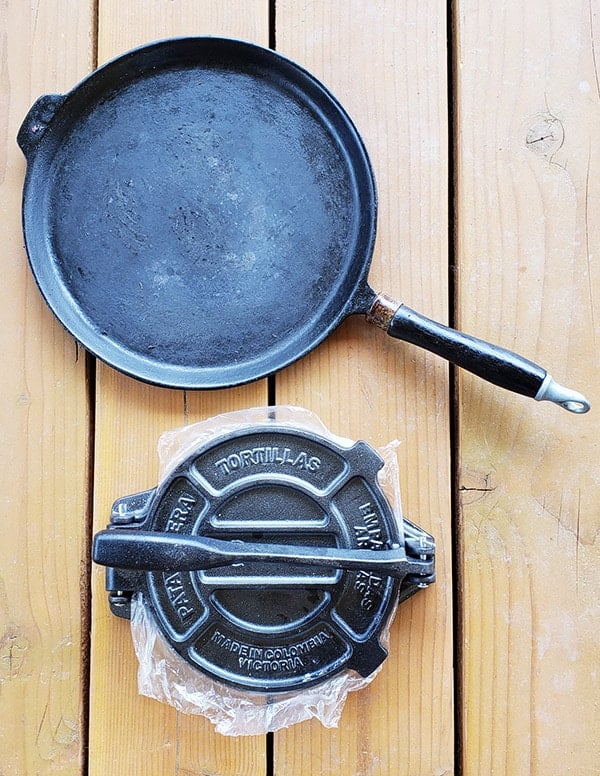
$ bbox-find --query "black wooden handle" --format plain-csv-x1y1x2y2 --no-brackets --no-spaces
389,304,543,395
384,304,590,412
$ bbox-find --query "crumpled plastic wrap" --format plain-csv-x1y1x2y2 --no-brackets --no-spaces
129,406,405,736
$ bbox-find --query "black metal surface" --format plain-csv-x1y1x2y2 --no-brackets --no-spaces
93,529,434,578
19,37,588,409
19,37,376,389
94,424,435,693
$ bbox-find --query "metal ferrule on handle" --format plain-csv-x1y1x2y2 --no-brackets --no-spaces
534,373,590,414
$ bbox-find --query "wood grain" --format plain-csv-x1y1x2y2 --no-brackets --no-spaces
87,3,268,774
273,2,455,774
0,1,94,773
455,0,600,773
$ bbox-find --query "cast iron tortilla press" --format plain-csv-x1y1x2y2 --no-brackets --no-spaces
93,425,435,693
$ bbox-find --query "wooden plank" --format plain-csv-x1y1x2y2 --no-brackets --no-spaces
274,2,454,774
87,3,268,774
455,0,600,773
0,1,94,773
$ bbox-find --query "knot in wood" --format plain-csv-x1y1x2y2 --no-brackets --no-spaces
526,115,564,156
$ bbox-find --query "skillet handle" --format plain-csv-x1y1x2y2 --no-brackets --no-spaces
367,295,590,414
17,94,66,158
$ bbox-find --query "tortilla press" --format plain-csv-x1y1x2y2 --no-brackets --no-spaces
93,425,435,693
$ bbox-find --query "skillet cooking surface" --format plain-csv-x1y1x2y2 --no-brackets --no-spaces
21,38,376,387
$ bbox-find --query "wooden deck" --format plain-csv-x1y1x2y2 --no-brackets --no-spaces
1,1,598,773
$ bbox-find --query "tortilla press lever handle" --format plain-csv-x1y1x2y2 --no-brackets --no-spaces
368,295,590,414
93,529,435,582
17,94,66,158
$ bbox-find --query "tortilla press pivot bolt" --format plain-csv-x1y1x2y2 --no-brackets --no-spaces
93,425,435,694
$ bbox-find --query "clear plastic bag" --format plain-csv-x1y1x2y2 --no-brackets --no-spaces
130,406,405,736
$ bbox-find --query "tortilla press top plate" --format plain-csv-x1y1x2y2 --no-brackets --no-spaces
93,425,435,693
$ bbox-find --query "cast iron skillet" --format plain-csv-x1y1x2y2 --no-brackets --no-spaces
18,37,589,412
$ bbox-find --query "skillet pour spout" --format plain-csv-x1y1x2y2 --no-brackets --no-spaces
17,37,590,412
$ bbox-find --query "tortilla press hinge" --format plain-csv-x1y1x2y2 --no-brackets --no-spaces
93,425,436,693
102,489,154,618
